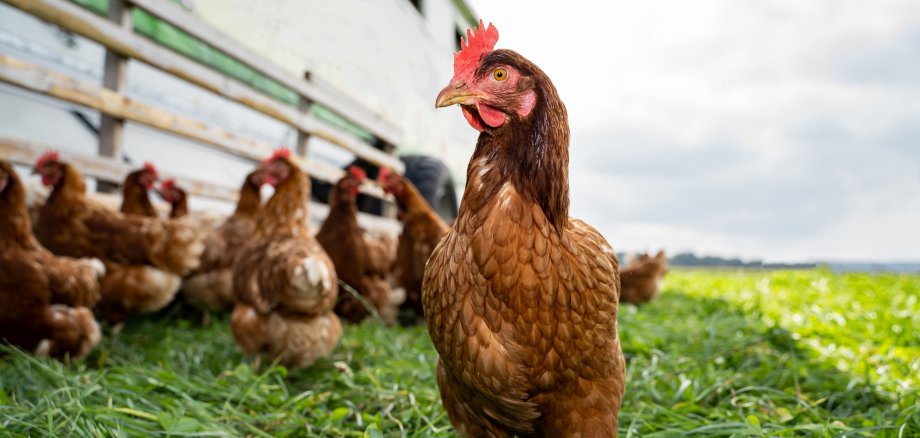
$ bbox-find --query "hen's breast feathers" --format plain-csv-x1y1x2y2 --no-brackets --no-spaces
423,179,622,426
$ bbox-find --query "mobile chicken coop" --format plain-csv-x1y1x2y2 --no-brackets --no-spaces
0,0,478,229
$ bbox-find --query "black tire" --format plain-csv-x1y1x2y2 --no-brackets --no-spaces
400,155,457,222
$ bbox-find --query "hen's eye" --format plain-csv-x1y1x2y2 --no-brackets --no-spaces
492,67,508,81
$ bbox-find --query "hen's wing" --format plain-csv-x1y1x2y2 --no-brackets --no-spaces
81,206,204,275
233,234,337,316
256,236,337,316
39,251,103,308
528,218,624,435
422,230,541,435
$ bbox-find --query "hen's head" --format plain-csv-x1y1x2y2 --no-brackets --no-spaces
0,161,11,195
262,148,294,187
377,167,404,197
136,162,159,190
33,150,64,187
435,20,539,132
156,178,185,205
336,165,366,197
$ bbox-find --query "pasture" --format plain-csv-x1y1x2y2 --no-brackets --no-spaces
1,269,917,436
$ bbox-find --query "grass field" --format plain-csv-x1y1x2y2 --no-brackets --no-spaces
1,269,918,437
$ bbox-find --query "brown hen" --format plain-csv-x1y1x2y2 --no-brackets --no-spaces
156,178,189,219
378,167,450,322
619,250,669,304
316,166,395,324
231,149,340,369
0,160,102,359
120,163,159,218
424,21,626,436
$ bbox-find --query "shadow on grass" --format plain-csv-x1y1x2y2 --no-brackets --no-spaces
618,290,919,437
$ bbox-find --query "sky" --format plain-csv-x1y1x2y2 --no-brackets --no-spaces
468,0,920,263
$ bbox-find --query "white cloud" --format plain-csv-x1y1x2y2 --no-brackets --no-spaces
468,0,920,262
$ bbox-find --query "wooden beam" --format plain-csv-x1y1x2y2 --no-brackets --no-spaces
0,0,404,174
1,137,400,235
96,0,131,192
0,54,390,200
295,95,311,157
126,0,403,148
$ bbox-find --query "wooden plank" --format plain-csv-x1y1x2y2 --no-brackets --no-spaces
1,137,400,235
1,137,236,200
0,54,390,200
126,0,403,148
0,0,404,173
2,137,127,183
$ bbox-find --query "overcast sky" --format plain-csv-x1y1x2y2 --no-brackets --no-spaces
467,0,920,263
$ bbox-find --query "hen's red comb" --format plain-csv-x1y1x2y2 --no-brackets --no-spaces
34,150,60,169
454,20,499,80
347,165,367,181
377,167,392,182
264,147,291,164
143,162,159,178
160,178,176,192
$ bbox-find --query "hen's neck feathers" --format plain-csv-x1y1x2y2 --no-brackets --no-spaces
235,179,262,217
170,195,188,218
394,178,432,214
257,162,311,235
319,186,359,234
465,53,570,233
0,169,39,248
121,171,156,217
394,178,448,230
48,163,87,202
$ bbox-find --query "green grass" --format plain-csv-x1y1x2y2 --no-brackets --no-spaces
1,269,917,436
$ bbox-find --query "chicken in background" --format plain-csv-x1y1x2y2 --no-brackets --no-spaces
32,152,203,327
120,163,159,218
181,169,265,315
378,167,449,323
424,21,626,436
156,178,188,219
231,149,341,370
619,250,669,304
0,160,102,360
316,166,396,324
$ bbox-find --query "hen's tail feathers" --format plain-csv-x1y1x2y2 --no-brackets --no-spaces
230,305,341,371
34,305,101,360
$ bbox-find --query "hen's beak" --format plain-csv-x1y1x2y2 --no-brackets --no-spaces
436,82,480,108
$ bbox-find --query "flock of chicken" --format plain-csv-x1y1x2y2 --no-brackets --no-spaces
0,147,451,370
0,19,678,436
